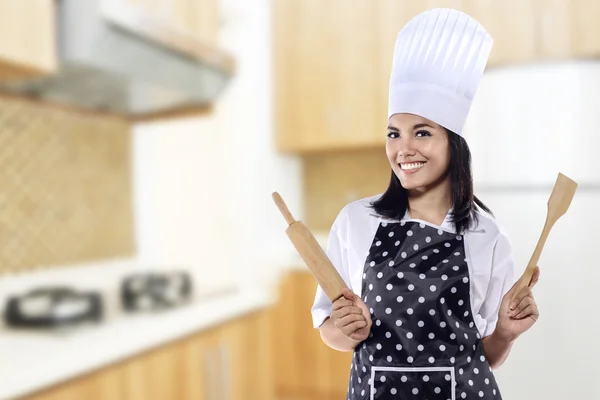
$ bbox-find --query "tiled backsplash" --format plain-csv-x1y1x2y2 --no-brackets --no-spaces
0,96,134,275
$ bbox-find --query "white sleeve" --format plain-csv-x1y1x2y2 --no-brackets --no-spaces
310,207,352,329
479,230,516,338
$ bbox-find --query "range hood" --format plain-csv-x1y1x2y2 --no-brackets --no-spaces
0,0,235,118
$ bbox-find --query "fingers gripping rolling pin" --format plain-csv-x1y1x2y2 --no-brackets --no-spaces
272,192,348,302
511,172,578,302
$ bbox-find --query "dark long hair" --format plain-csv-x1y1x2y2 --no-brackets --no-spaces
369,129,492,234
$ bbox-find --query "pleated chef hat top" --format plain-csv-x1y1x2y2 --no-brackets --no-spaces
388,8,493,136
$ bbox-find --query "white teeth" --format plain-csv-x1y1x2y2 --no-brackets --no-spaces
400,162,426,170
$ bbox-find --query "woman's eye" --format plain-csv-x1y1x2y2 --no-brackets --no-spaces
387,131,399,138
416,130,431,137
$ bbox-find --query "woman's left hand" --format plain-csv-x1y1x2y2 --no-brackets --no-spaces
495,266,540,342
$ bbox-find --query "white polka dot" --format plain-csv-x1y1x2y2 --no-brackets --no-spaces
451,357,455,363
377,272,383,278
407,332,413,339
442,274,448,281
459,368,464,375
461,393,467,399
369,355,374,362
435,387,441,394
458,300,464,306
494,389,497,395
451,287,457,293
370,261,375,267
485,378,490,385
376,319,381,326
426,237,432,243
430,285,437,292
457,235,462,240
443,259,449,264
460,345,464,351
362,366,366,373
365,296,368,302
440,321,446,328
361,390,365,396
386,283,393,290
408,284,415,291
422,255,428,260
470,322,475,328
418,320,425,327
479,391,484,398
464,333,469,339
369,284,374,290
400,221,405,226
380,376,386,382
397,272,404,279
447,310,452,316
376,241,381,246
467,356,472,363
450,333,457,340
376,343,382,350
382,251,388,257
397,296,403,302
391,388,397,395
370,308,374,314
453,266,459,271
463,277,469,283
423,375,430,382
352,388,355,394
440,344,446,351
456,322,460,328
431,266,438,271
388,260,395,266
412,388,419,395
419,296,425,303
407,230,413,236
454,252,460,256
433,249,440,253
429,333,435,339
474,368,479,374
438,229,444,235
480,355,486,362
419,222,425,228
469,380,474,386
445,242,451,248
401,252,407,258
418,344,424,351
445,374,451,381
395,240,400,246
395,320,402,327
429,356,435,363
407,308,413,315
385,308,392,314
363,273,366,279
407,356,414,363
464,311,470,317
440,298,446,304
401,376,408,383
385,332,392,339
376,295,382,302
388,231,394,237
409,263,416,268
413,244,419,251
429,309,436,316
477,332,481,339
396,344,402,351
419,273,426,280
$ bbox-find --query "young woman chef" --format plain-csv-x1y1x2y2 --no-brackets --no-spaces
311,8,540,400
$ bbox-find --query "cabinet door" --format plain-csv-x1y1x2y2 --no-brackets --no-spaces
0,0,56,81
535,0,572,60
463,0,538,66
273,0,381,153
570,0,600,57
180,328,220,400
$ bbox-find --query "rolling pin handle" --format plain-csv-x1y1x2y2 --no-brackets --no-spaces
272,191,296,226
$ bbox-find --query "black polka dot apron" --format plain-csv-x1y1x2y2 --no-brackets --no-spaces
347,221,502,400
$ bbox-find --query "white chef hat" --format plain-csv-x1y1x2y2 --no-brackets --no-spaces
388,8,493,136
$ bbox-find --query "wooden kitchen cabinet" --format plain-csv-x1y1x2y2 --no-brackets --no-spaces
0,1,57,81
271,270,353,400
20,310,274,400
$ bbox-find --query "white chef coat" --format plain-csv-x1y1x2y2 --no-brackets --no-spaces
311,194,516,339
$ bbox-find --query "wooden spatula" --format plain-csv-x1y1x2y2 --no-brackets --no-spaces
272,191,348,302
511,172,578,302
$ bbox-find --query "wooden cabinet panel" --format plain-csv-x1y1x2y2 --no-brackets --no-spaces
569,0,600,57
0,1,56,81
272,270,352,399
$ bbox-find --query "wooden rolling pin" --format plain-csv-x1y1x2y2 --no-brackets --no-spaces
511,172,578,302
272,192,348,302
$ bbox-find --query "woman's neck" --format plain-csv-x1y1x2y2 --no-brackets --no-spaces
407,179,452,226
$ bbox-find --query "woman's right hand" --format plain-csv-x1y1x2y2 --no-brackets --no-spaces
331,288,372,342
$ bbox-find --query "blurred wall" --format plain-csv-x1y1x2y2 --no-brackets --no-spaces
132,0,303,295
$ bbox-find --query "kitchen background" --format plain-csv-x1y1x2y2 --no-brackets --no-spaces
0,1,598,399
